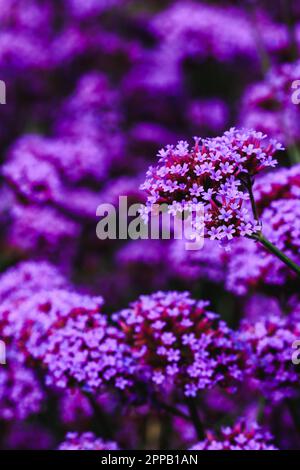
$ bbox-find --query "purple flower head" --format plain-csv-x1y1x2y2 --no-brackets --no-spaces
0,262,70,343
0,260,69,303
3,289,133,393
141,128,282,241
42,303,133,392
0,351,45,422
59,389,93,425
114,291,246,397
168,238,228,283
190,420,277,450
240,314,300,402
240,60,300,146
151,2,288,64
66,0,125,20
187,99,229,134
58,432,119,450
3,423,53,450
0,0,55,73
226,198,300,295
3,289,102,354
3,139,62,205
6,135,110,185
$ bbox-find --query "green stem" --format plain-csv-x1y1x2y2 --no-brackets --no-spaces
246,175,260,223
253,233,300,277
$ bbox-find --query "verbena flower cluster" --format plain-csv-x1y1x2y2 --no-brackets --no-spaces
141,128,282,241
114,291,245,397
241,61,300,146
3,289,133,391
190,421,277,450
240,314,300,402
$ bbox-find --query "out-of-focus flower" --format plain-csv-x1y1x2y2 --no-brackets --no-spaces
66,0,125,19
99,175,146,207
226,199,300,295
114,291,245,397
0,262,71,340
3,143,63,204
190,420,277,450
58,432,119,450
187,99,229,134
242,295,282,322
3,423,54,450
8,204,80,264
254,164,300,211
0,0,55,73
41,299,133,391
2,71,127,265
55,72,124,162
168,239,228,284
0,352,45,421
3,289,133,392
151,2,288,64
129,122,178,159
5,135,111,186
0,260,69,303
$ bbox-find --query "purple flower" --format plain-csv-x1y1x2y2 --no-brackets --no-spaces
58,389,93,425
187,99,229,134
